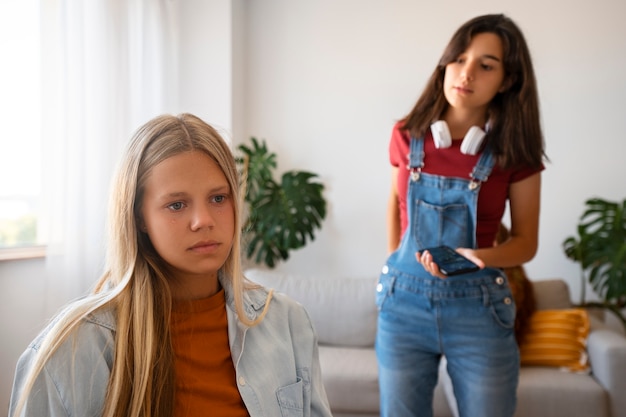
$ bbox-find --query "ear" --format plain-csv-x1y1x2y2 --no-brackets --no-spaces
499,76,515,93
137,217,148,233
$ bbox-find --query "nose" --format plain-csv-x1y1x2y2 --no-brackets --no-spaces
460,62,476,81
190,204,215,231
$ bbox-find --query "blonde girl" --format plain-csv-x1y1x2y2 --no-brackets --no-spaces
10,113,332,417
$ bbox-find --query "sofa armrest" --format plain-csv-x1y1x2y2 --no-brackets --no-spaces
587,317,626,417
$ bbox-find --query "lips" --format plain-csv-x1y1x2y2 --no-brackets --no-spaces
188,240,220,253
454,85,473,94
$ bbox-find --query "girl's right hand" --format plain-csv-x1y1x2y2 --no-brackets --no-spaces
416,248,485,279
415,250,447,279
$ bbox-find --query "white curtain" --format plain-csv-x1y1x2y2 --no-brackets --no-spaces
40,0,180,315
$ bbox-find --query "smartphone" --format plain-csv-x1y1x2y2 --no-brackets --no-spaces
419,245,480,276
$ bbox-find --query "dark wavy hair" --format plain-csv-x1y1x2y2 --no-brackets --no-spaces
402,14,546,169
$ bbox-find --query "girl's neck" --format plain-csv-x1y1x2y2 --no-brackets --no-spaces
169,272,221,301
443,108,487,138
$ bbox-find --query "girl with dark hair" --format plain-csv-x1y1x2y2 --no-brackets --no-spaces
376,14,546,417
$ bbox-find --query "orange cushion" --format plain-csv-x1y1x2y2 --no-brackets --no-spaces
519,308,590,372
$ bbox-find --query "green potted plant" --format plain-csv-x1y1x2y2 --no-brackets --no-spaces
562,197,626,330
236,137,327,268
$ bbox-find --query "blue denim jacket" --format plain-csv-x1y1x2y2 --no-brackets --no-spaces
9,277,332,417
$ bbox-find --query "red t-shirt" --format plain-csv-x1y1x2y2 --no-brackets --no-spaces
389,121,542,248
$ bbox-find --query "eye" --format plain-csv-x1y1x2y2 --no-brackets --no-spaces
167,201,185,211
481,63,493,70
212,194,228,204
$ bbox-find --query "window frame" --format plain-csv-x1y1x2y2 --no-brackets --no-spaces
0,245,46,261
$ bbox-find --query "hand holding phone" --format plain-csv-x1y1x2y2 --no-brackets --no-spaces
419,245,480,276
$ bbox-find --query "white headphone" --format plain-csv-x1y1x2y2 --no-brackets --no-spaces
430,120,486,155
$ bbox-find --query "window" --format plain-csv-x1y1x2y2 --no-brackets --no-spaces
0,0,43,253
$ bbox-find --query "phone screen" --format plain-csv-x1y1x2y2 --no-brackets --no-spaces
420,246,480,276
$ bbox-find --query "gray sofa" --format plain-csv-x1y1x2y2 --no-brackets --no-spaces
245,269,626,417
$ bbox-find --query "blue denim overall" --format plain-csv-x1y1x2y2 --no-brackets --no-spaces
375,137,519,417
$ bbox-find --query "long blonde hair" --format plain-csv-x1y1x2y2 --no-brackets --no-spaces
14,113,270,417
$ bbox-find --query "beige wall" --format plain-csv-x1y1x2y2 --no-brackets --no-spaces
0,257,46,411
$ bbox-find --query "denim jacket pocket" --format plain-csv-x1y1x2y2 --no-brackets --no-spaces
276,367,311,417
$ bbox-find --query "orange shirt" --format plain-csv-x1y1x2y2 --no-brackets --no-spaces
171,289,249,417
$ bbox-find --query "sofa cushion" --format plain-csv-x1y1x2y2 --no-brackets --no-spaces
520,309,590,372
245,269,378,347
515,367,609,417
318,346,379,414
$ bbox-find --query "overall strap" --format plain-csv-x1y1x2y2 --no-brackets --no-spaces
407,137,424,181
469,146,496,183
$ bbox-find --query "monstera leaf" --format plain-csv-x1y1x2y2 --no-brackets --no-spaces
237,138,327,268
563,197,626,330
237,137,275,201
